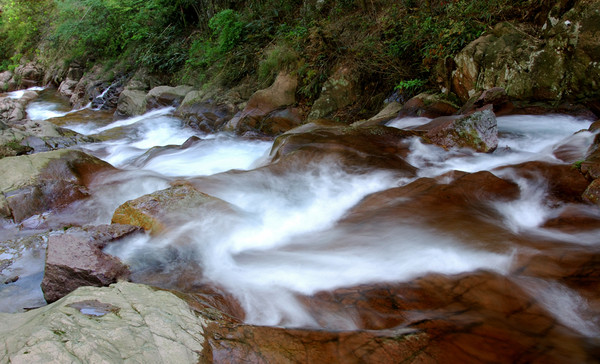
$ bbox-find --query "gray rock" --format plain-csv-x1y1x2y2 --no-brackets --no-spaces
114,89,147,118
415,106,498,153
307,66,356,121
452,2,600,104
0,282,208,363
145,85,193,110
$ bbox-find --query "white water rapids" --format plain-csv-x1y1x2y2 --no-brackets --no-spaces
1,89,599,336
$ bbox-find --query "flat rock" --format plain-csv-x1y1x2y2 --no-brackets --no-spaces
0,282,208,364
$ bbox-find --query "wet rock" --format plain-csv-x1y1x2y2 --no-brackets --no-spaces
415,105,498,152
0,91,38,124
176,91,236,133
205,323,428,364
344,170,520,245
499,161,590,204
307,66,357,121
0,118,96,158
90,79,125,110
270,123,418,173
0,149,115,222
299,270,595,362
41,224,140,303
115,89,147,118
68,64,122,109
583,178,600,205
111,183,237,234
225,72,299,135
542,205,600,233
0,282,208,363
145,85,193,110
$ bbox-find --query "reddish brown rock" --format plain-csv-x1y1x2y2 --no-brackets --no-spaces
415,105,498,152
542,205,600,233
204,323,431,364
297,270,596,363
399,93,459,118
269,124,418,173
41,224,141,303
498,161,590,204
344,170,519,245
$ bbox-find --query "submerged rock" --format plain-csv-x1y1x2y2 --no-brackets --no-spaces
415,106,498,152
41,224,141,303
0,150,114,222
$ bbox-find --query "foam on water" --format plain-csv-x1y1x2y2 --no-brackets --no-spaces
401,114,593,178
5,86,45,99
137,135,271,177
107,161,514,327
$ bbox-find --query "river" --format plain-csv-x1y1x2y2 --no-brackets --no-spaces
1,87,599,354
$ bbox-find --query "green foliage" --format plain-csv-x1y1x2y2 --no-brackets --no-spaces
186,10,245,75
394,78,427,95
0,0,53,65
49,0,193,71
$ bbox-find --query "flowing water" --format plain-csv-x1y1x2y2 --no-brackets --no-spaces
2,89,600,350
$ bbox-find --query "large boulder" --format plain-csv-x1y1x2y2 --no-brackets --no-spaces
145,85,193,110
452,2,600,104
12,62,44,88
0,282,209,363
414,105,498,152
114,89,147,118
41,224,141,303
225,72,299,135
307,66,357,121
415,106,498,152
0,91,38,124
0,118,96,158
0,150,115,222
111,183,236,234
